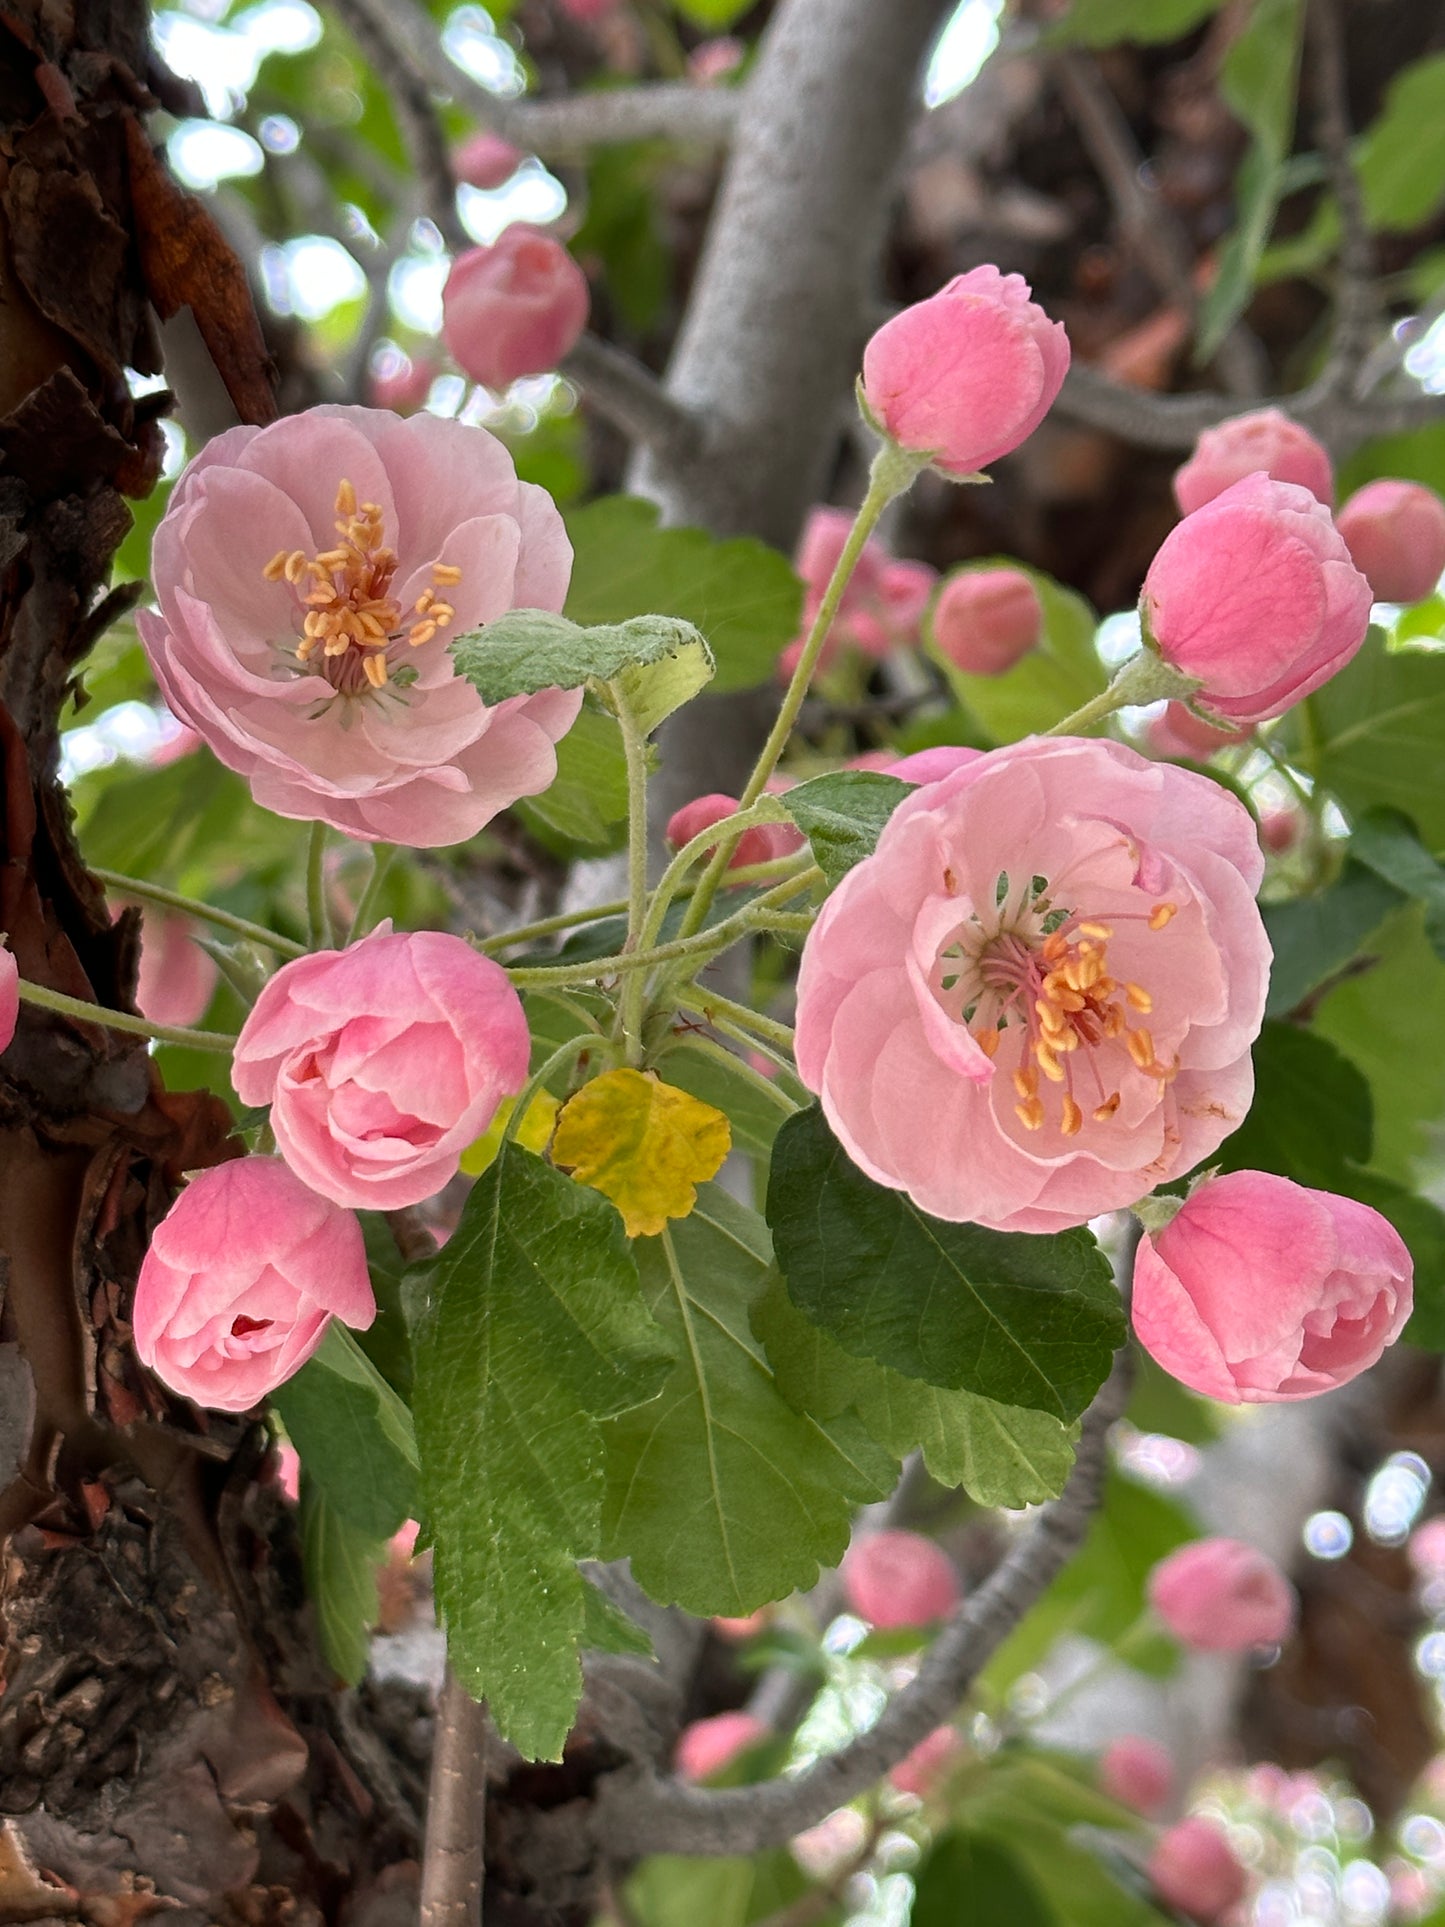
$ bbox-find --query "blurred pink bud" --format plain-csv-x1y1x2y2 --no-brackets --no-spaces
233,927,530,1212
842,1529,960,1630
1133,1170,1412,1403
452,130,523,190
931,568,1042,676
675,1711,770,1781
558,0,617,18
861,266,1069,477
442,229,590,389
1173,408,1333,517
779,508,936,676
877,559,938,638
1408,1517,1445,1576
1147,1817,1248,1923
1148,1538,1297,1652
1142,474,1372,724
1259,806,1301,854
792,1807,868,1879
889,1725,963,1798
1337,478,1445,605
0,944,16,1053
133,1157,374,1412
369,353,437,414
275,1441,301,1502
390,1519,420,1561
1145,701,1247,762
664,793,804,871
136,913,219,1028
713,1609,769,1640
1099,1735,1174,1816
688,36,744,83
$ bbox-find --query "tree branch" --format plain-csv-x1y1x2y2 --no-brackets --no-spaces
419,1667,490,1927
1306,0,1375,401
595,1348,1133,1858
562,334,705,462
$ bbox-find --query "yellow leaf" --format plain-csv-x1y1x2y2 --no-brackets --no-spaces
460,1088,561,1177
551,1068,732,1238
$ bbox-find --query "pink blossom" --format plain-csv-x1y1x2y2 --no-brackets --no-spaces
151,720,202,767
687,36,744,83
1337,478,1445,604
841,1529,960,1629
442,229,590,390
275,1441,301,1502
135,913,219,1028
133,1157,373,1412
1258,806,1301,855
1133,1171,1412,1403
889,1726,964,1797
1173,408,1333,516
664,793,805,872
0,944,17,1053
795,737,1269,1232
452,131,523,190
1409,1517,1445,1576
883,745,983,786
674,1711,770,1781
1099,1735,1174,1816
779,509,936,676
1147,1817,1249,1922
1148,1538,1297,1652
232,926,530,1211
713,1609,769,1640
931,567,1043,676
138,406,579,848
1142,474,1372,725
1145,702,1247,762
861,266,1070,477
368,352,437,414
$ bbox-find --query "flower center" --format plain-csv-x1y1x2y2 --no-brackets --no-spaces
937,871,1178,1140
263,479,462,696
230,1314,273,1338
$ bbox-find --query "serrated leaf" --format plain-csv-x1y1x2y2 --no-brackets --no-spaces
552,1068,732,1237
1262,860,1404,1016
924,560,1106,746
601,1185,893,1615
752,1277,1076,1508
1350,807,1445,959
766,1106,1125,1422
451,608,714,737
273,1324,419,1542
299,1480,386,1687
781,770,914,888
1215,1020,1373,1185
411,1145,673,1759
1302,633,1445,853
564,496,803,695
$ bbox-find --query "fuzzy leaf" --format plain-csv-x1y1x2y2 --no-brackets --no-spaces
451,608,714,737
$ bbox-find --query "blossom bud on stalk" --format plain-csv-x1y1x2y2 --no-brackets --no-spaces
442,228,590,390
930,567,1043,676
1147,1538,1297,1653
841,1528,961,1629
1099,1735,1174,1816
1336,478,1445,604
1147,1817,1249,1923
665,794,804,873
1172,407,1333,516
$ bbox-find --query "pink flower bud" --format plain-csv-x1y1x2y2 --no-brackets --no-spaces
1336,478,1445,605
877,559,938,640
674,1711,770,1781
558,0,617,18
861,266,1069,476
1133,1170,1412,1403
665,793,804,872
1173,408,1333,516
841,1529,961,1630
442,229,590,389
0,944,17,1053
1145,702,1248,762
133,1157,374,1413
1147,1817,1248,1922
452,131,523,190
1409,1517,1445,1576
275,1441,301,1502
1099,1735,1174,1816
688,36,744,83
931,568,1043,676
233,926,531,1211
889,1725,963,1797
1259,805,1301,854
136,913,219,1028
1148,1538,1297,1653
369,352,437,414
713,1609,769,1640
1142,474,1372,724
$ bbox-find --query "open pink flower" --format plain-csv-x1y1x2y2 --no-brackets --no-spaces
1148,1818,1249,1922
1133,1171,1411,1403
675,1712,770,1781
0,944,17,1053
139,406,579,848
1148,1538,1296,1652
842,1529,960,1629
133,1157,373,1413
1173,408,1333,516
795,737,1269,1232
1337,478,1445,604
233,926,530,1210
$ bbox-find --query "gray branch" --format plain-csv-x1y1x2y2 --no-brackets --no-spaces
561,335,704,463
1307,0,1376,401
419,1668,490,1927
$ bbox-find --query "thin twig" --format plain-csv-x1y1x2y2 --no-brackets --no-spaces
1305,0,1375,400
419,1667,490,1927
561,335,704,462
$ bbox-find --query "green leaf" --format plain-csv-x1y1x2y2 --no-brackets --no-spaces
766,1107,1125,1422
580,1577,656,1658
299,1480,386,1687
273,1324,420,1542
913,1832,1057,1927
1357,52,1445,233
72,747,294,891
564,497,803,696
1196,0,1306,357
1350,807,1445,959
671,0,753,27
752,1277,1076,1507
781,770,914,888
515,700,630,851
1046,0,1223,47
1215,1020,1373,1185
600,1184,893,1616
451,608,714,738
625,1851,823,1927
1303,632,1445,854
1261,860,1404,1017
925,561,1106,745
660,1036,795,1160
411,1145,673,1760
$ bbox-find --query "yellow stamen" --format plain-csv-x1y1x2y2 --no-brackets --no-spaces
974,1026,1000,1059
1060,1095,1083,1137
1148,901,1177,931
1077,921,1113,940
1093,1092,1121,1122
433,562,463,586
263,549,289,581
1015,1097,1046,1132
363,653,389,689
1126,1028,1156,1070
1035,1044,1066,1083
408,619,438,649
1125,982,1153,1013
1012,1065,1038,1100
335,479,357,517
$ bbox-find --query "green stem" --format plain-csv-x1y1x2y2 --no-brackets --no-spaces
346,843,398,944
499,1033,600,1152
617,703,655,1065
639,801,801,957
668,1031,800,1116
92,869,307,960
675,982,796,1054
307,821,332,950
17,978,237,1053
1046,647,1203,738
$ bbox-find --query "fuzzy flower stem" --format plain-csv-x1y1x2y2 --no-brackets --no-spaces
92,869,308,960
17,978,237,1053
